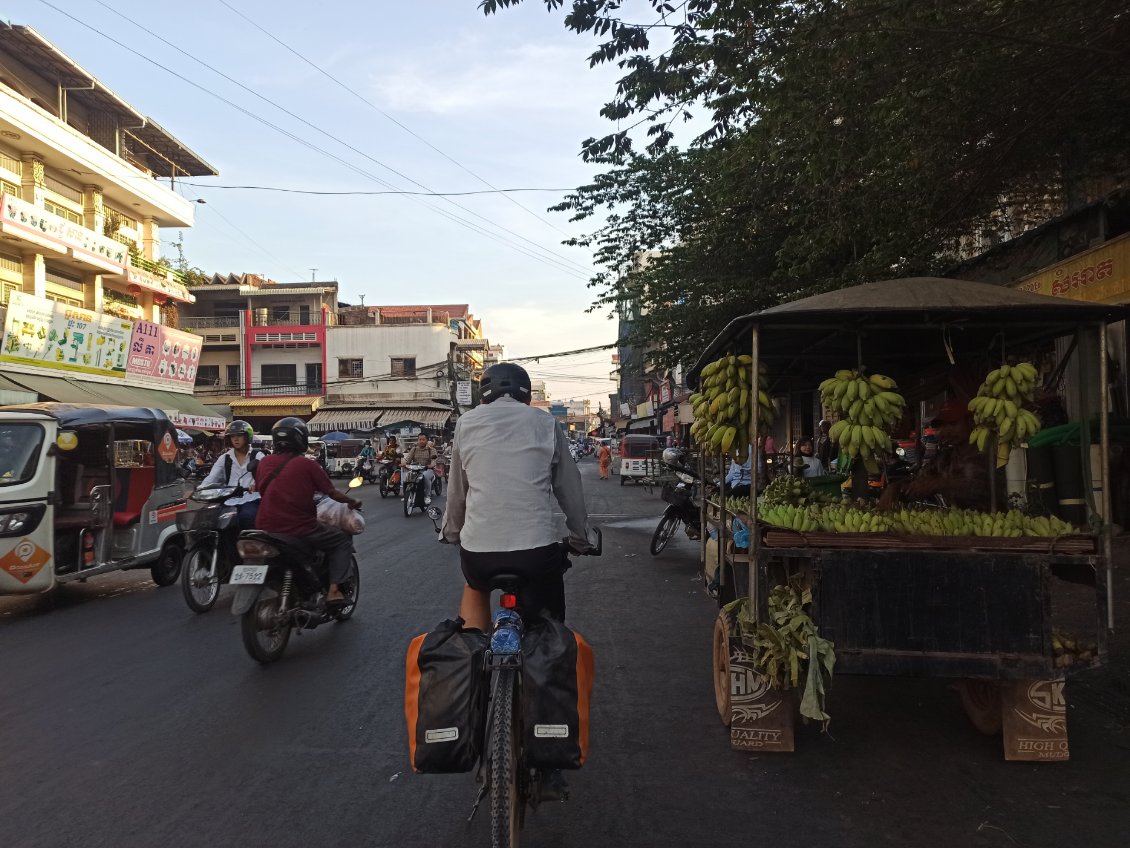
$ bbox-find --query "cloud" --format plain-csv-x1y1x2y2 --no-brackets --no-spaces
369,39,615,117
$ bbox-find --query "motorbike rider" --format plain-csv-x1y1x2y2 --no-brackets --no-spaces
198,420,265,530
401,433,439,505
254,417,362,607
357,440,377,480
441,362,595,631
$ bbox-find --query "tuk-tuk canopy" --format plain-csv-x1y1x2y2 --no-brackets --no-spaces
0,403,175,432
689,277,1130,393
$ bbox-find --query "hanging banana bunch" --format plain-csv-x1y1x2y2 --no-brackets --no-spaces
689,353,773,461
967,362,1041,468
818,369,906,464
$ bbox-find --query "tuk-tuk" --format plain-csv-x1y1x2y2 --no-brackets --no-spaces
328,439,367,477
619,434,661,485
0,403,188,596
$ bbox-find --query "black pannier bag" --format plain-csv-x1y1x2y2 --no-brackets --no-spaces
405,618,488,773
521,616,595,769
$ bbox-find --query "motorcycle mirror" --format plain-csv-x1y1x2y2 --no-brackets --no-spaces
348,476,365,489
425,505,443,521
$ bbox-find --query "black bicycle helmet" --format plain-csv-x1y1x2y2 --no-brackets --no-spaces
479,363,532,405
225,419,254,443
271,416,309,453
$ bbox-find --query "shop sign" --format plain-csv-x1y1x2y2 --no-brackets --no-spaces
662,408,676,432
1012,233,1130,303
126,264,195,304
456,380,472,405
676,401,695,424
659,382,672,405
126,320,201,388
169,412,226,430
0,291,130,377
635,400,654,417
1,193,127,274
619,402,631,418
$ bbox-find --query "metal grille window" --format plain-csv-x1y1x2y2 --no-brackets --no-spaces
0,252,21,273
195,365,221,386
1,281,20,305
338,358,363,378
261,364,297,386
44,199,83,225
0,179,19,199
46,292,82,308
390,356,416,378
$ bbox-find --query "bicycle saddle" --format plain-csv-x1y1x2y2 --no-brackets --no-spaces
487,572,525,591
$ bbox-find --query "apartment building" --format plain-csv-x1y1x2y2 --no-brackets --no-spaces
179,274,338,431
310,304,492,437
0,24,223,428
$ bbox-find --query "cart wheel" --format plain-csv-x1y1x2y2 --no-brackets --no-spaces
957,679,1003,735
712,608,736,727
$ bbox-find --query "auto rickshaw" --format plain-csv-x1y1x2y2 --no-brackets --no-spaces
0,403,188,596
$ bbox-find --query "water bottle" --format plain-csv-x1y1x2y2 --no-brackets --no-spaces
491,608,524,654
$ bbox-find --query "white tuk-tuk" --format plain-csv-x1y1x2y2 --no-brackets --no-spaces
0,403,188,596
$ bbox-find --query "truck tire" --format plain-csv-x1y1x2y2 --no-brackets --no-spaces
151,539,184,587
713,608,735,727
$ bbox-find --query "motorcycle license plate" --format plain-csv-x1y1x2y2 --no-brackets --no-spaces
229,565,268,585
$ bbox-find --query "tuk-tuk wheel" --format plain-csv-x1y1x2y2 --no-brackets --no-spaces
151,539,184,587
713,608,736,727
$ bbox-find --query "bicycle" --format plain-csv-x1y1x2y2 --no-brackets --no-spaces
468,530,602,848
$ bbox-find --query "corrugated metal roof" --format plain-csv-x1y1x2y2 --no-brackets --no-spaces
230,396,323,411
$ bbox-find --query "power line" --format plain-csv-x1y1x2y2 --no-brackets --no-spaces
38,0,592,282
178,183,574,197
189,196,307,280
216,0,576,239
82,0,594,280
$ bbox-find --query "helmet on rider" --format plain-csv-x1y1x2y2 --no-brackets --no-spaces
225,419,254,444
479,362,532,405
661,447,683,467
271,417,309,454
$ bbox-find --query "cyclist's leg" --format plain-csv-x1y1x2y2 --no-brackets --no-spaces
458,547,492,630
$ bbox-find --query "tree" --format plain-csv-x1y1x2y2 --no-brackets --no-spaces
483,0,1130,367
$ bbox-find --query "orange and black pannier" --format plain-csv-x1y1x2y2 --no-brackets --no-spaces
520,616,594,769
405,618,488,773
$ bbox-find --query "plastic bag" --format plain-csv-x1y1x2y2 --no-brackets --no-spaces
316,498,365,535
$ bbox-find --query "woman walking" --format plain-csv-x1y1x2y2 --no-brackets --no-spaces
598,442,613,480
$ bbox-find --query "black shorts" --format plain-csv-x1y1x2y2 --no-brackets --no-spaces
460,544,568,622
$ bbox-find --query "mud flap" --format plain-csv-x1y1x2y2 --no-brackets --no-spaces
231,586,263,616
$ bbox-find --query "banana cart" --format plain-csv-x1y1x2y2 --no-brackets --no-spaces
689,278,1124,760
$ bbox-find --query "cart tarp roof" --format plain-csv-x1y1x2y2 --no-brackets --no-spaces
0,403,173,429
690,277,1130,390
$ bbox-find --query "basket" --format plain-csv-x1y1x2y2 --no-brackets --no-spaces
176,507,224,532
661,481,692,508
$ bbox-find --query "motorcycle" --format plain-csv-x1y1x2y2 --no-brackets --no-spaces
376,459,399,499
229,478,364,664
650,451,703,556
432,460,445,496
401,464,430,517
177,485,243,613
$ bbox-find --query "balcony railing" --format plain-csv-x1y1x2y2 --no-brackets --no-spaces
181,316,242,329
192,381,326,398
251,313,327,327
130,254,187,286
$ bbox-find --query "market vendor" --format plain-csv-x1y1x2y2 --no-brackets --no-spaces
878,399,990,510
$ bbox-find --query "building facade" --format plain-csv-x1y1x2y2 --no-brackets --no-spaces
309,304,492,437
0,24,222,427
179,275,338,430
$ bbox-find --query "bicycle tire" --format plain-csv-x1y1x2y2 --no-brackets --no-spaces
649,514,680,556
490,668,520,848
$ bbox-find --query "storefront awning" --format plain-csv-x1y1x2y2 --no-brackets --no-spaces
307,409,381,434
6,372,123,404
140,389,228,430
0,374,39,406
376,409,452,429
230,396,323,419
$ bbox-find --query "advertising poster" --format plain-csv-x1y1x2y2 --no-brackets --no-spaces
0,291,131,377
126,320,201,388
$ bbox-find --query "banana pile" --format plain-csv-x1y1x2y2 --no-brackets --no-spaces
968,362,1041,466
690,354,773,459
751,500,1079,538
818,370,906,460
1052,628,1098,669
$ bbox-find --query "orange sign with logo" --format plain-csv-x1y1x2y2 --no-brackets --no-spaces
157,431,178,464
0,538,51,584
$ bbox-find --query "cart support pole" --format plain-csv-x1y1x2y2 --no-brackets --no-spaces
1099,322,1114,629
749,326,761,609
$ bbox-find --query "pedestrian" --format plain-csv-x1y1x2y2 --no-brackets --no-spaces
598,442,612,479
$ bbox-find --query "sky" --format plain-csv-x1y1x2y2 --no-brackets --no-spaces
5,0,644,407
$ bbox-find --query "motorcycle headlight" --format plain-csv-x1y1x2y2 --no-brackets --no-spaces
236,540,280,560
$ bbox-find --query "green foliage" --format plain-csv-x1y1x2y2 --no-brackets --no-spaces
482,1,1130,369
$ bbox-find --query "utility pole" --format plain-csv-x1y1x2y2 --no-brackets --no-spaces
309,268,318,282
448,341,460,419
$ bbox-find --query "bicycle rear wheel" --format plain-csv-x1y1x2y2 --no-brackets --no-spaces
490,668,521,848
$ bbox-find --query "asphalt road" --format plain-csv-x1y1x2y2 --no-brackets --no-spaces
1,460,1128,848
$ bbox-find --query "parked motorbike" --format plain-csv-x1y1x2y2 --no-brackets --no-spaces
651,449,703,556
230,476,364,663
178,485,242,613
401,464,429,517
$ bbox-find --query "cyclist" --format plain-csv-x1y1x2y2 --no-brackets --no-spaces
198,420,265,529
441,362,595,632
254,417,362,607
